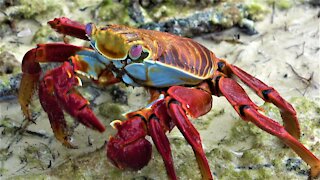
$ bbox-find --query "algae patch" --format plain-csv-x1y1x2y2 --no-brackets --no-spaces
97,1,134,26
4,0,63,20
98,102,123,121
267,0,294,10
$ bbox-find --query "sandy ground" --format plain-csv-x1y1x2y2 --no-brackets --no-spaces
0,2,319,180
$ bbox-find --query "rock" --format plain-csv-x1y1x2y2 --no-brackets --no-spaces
0,51,19,76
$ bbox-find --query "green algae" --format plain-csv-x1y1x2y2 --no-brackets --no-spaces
0,167,8,175
207,147,234,162
142,0,216,22
194,108,225,130
226,119,272,149
267,0,294,10
98,102,123,121
0,116,17,136
32,26,57,44
245,2,269,21
5,0,62,19
239,150,265,165
0,75,10,89
0,147,12,162
97,1,134,26
19,144,54,171
211,3,244,28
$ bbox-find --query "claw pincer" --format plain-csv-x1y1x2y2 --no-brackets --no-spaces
19,43,107,146
18,17,320,179
107,116,152,170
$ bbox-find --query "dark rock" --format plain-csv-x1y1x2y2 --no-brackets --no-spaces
140,8,257,37
0,51,19,76
128,1,145,24
309,0,320,6
110,86,128,104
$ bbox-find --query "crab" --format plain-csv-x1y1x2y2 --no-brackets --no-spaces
18,17,320,179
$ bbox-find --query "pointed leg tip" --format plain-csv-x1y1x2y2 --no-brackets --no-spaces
96,125,106,133
57,135,78,149
62,141,78,149
25,116,36,124
51,125,78,149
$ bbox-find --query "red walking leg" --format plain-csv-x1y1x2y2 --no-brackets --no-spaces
168,102,213,180
217,76,320,178
228,63,300,139
149,115,177,180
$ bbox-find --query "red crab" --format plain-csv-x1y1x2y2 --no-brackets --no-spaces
18,17,320,179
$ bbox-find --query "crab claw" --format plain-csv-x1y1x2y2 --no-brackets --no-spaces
107,116,152,170
48,17,88,40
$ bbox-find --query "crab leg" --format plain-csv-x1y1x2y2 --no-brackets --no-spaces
124,95,177,179
149,116,177,180
146,99,177,180
168,101,213,180
39,73,73,148
217,76,320,178
19,49,41,121
227,63,300,139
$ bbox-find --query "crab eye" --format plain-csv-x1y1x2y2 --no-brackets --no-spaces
129,45,143,60
85,23,94,37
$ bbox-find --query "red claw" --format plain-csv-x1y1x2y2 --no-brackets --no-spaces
37,61,106,147
48,17,88,40
107,116,152,170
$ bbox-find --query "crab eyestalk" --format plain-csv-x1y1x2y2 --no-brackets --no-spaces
85,23,97,39
107,116,152,170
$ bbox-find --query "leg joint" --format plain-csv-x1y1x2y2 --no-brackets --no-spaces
262,89,273,100
239,105,250,116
